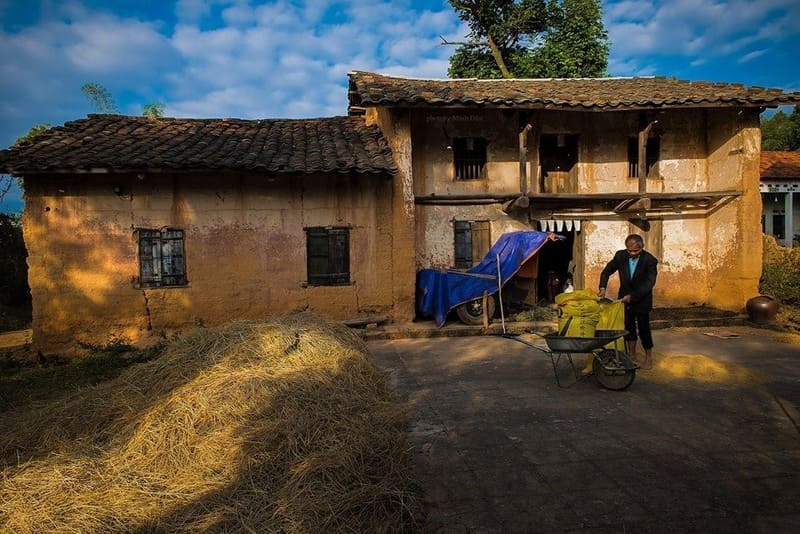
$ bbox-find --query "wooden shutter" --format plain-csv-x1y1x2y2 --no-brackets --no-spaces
138,229,160,287
471,221,491,265
454,221,472,269
328,228,350,285
160,229,186,286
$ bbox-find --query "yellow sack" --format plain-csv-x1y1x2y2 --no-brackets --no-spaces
555,288,597,306
598,299,626,352
557,296,600,338
554,289,604,374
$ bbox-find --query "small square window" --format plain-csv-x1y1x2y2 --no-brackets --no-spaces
453,137,487,180
306,227,350,285
136,228,187,287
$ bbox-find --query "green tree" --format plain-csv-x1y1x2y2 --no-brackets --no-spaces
761,106,800,151
527,0,609,78
446,0,608,79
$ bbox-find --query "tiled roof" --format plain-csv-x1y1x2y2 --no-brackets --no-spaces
761,150,800,179
348,71,800,112
0,115,396,175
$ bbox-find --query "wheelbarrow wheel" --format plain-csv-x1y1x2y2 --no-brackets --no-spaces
456,296,496,325
593,349,636,391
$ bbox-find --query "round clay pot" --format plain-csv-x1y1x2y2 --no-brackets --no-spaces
745,295,779,324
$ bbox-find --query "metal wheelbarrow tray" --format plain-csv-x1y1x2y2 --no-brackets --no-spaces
503,329,637,390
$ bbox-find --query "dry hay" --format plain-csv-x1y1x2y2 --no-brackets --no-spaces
0,312,419,533
642,351,767,387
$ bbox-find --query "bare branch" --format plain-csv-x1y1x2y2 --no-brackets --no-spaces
0,175,11,202
439,35,488,47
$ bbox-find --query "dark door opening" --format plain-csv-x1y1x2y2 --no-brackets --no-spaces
540,134,579,193
536,230,575,304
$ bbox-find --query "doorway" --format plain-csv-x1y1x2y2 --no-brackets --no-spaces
536,229,576,304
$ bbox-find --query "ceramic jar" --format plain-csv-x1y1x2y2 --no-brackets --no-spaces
745,295,779,324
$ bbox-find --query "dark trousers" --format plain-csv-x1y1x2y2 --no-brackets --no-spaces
624,310,653,349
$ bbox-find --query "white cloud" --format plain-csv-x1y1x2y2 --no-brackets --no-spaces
175,0,214,22
160,0,459,121
65,15,172,72
606,0,800,77
3,0,798,156
737,49,767,64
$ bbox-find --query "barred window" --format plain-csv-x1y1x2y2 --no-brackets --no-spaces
306,227,350,285
453,137,487,180
136,228,187,288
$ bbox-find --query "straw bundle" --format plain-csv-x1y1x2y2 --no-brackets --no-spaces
0,312,419,533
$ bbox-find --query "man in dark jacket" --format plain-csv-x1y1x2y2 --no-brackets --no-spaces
598,234,658,369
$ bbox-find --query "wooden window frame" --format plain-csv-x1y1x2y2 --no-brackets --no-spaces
306,226,350,286
136,228,187,288
453,137,487,180
454,220,490,269
628,137,660,178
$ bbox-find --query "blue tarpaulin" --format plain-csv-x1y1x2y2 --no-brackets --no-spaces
416,230,556,327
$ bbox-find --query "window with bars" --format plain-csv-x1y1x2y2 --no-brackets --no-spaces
306,227,350,285
136,228,187,287
453,137,487,180
628,137,660,178
454,220,491,269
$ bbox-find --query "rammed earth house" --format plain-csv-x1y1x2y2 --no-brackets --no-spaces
2,72,800,355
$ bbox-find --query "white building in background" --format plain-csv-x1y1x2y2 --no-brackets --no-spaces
761,151,800,247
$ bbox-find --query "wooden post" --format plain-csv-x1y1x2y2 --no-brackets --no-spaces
482,291,489,329
496,254,506,334
638,120,657,194
519,123,533,195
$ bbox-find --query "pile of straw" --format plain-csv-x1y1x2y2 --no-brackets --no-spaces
0,313,419,532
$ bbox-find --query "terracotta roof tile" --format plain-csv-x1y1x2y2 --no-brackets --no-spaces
0,115,396,175
761,150,800,179
348,71,800,112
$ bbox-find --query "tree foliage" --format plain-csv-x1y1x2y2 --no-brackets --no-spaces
0,213,30,309
81,82,120,114
142,102,166,118
761,106,800,151
13,123,52,146
447,0,609,79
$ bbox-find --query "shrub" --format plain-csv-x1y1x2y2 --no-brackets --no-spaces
0,213,30,309
760,235,800,306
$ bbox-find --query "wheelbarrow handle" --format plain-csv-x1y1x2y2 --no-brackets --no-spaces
501,334,551,354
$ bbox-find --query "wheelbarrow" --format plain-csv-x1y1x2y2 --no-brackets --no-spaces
503,329,638,390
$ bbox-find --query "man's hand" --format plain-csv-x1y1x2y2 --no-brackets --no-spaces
620,295,632,303
598,288,606,298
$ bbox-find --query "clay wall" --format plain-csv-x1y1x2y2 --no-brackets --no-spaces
409,107,762,312
22,171,395,355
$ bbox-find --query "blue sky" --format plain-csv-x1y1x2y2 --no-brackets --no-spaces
2,0,800,213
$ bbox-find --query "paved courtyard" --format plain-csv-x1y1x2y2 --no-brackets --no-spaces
369,327,800,533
